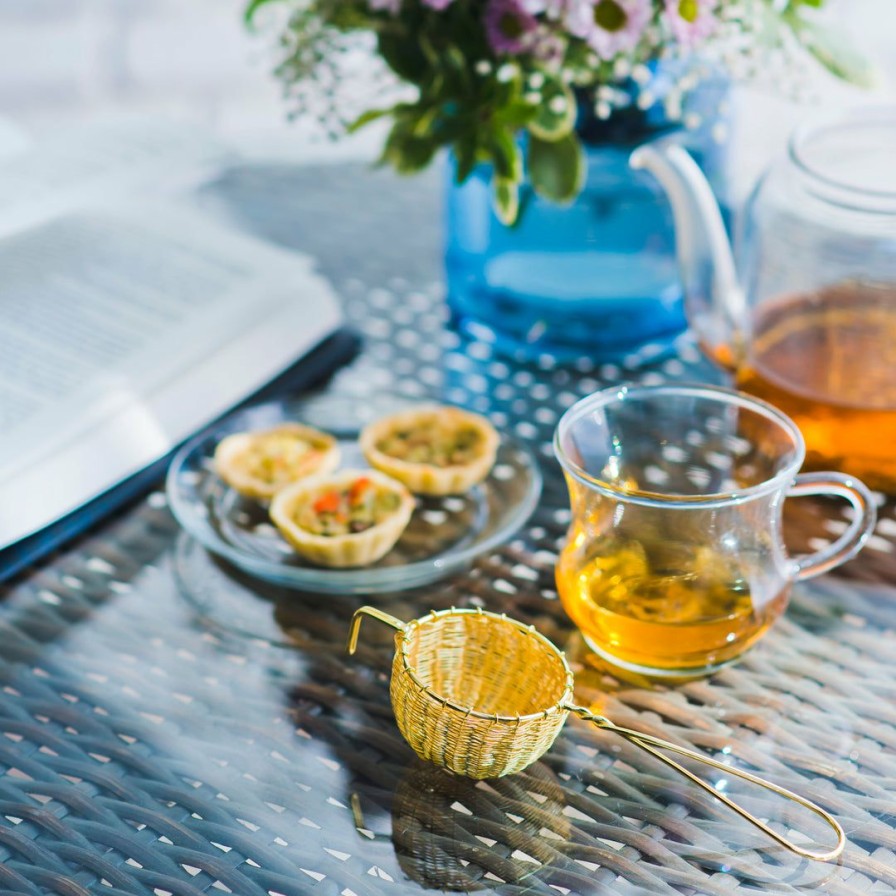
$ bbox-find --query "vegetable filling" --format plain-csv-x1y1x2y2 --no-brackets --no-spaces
242,433,322,486
376,418,483,467
296,477,403,536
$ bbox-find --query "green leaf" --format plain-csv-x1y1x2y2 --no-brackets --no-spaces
492,177,519,226
789,18,878,88
326,2,376,31
489,127,522,182
380,122,437,174
347,107,394,134
453,134,479,184
421,46,471,98
378,32,429,83
411,105,442,138
244,0,282,25
526,76,576,142
417,33,441,68
495,99,538,130
527,134,585,204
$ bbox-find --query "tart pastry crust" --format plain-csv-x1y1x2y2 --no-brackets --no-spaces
360,405,499,496
270,469,414,568
214,423,339,501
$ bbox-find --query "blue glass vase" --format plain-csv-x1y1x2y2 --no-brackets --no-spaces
444,83,729,363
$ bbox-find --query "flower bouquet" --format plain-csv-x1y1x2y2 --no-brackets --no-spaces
247,0,869,223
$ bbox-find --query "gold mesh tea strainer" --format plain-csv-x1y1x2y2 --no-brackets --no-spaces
348,605,845,861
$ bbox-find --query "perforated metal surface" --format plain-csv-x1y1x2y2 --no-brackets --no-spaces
0,163,894,895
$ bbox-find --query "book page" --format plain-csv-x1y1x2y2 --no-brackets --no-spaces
0,213,241,434
0,200,343,549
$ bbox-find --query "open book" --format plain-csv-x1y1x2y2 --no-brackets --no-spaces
0,121,351,578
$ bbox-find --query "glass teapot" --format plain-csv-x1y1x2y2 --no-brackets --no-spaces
631,107,896,492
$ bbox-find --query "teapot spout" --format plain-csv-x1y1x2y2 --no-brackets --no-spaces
630,143,745,368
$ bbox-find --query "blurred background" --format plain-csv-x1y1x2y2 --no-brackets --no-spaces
0,0,893,178
0,0,371,159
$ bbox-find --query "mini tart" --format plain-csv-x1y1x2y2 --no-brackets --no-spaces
214,423,339,501
269,469,414,568
359,405,499,496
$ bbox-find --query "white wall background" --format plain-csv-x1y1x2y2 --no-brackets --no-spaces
0,0,360,159
0,0,893,168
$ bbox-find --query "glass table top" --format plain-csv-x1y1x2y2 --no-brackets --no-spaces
0,161,894,896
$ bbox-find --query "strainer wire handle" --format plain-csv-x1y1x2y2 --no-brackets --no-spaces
566,706,845,862
347,607,406,654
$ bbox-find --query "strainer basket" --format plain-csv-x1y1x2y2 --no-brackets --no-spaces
348,605,845,862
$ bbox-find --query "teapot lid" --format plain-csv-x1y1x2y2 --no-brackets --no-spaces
789,106,896,214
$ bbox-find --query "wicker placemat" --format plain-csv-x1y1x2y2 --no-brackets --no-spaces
0,163,893,896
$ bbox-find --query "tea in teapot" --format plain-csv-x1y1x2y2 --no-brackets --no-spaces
633,108,896,491
736,281,896,488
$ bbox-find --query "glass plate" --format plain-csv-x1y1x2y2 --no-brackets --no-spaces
165,395,543,594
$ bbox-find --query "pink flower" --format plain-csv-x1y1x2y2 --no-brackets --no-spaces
566,0,652,58
421,0,455,8
368,0,401,12
485,0,539,55
664,0,717,45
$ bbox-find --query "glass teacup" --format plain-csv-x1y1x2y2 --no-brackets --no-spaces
554,384,877,677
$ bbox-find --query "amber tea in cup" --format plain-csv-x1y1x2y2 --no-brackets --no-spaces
554,384,877,677
561,534,790,673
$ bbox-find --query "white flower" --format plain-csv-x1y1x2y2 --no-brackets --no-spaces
565,0,653,59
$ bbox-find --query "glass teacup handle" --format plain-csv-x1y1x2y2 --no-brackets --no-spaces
786,472,877,580
565,707,845,861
